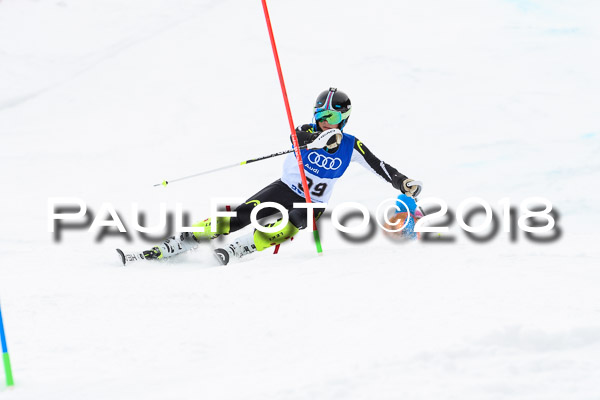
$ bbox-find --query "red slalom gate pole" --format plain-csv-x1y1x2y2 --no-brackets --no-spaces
260,0,322,254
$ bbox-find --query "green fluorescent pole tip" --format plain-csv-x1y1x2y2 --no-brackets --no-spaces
161,180,168,187
3,353,13,386
313,230,323,254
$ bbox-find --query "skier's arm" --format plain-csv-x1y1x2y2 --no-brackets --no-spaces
351,138,422,197
351,138,401,183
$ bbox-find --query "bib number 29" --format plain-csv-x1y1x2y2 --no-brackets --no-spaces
298,178,327,197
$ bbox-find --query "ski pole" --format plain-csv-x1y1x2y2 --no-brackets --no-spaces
0,300,14,387
154,145,307,187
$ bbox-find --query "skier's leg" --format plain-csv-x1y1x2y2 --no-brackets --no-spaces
252,206,324,250
228,180,295,233
216,207,324,264
192,180,293,241
251,217,300,251
120,180,312,265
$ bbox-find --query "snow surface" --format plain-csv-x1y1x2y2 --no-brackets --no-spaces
1,0,600,399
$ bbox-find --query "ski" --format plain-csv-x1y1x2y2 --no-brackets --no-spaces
116,246,229,266
116,249,148,266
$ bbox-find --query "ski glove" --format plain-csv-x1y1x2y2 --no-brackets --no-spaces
306,129,343,150
392,174,423,198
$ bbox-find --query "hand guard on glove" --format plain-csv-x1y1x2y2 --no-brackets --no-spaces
392,173,423,198
306,129,343,150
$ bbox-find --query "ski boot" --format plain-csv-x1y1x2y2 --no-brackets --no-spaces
116,232,199,266
214,234,257,266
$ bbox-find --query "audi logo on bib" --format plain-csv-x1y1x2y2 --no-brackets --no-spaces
307,153,343,170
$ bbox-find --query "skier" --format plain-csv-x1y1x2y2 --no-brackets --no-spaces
117,88,422,266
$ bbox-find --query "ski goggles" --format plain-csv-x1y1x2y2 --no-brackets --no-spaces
314,109,344,125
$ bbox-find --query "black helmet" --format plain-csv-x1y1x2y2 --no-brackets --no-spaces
314,87,352,130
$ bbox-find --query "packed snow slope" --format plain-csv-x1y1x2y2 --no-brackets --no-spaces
1,0,599,399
